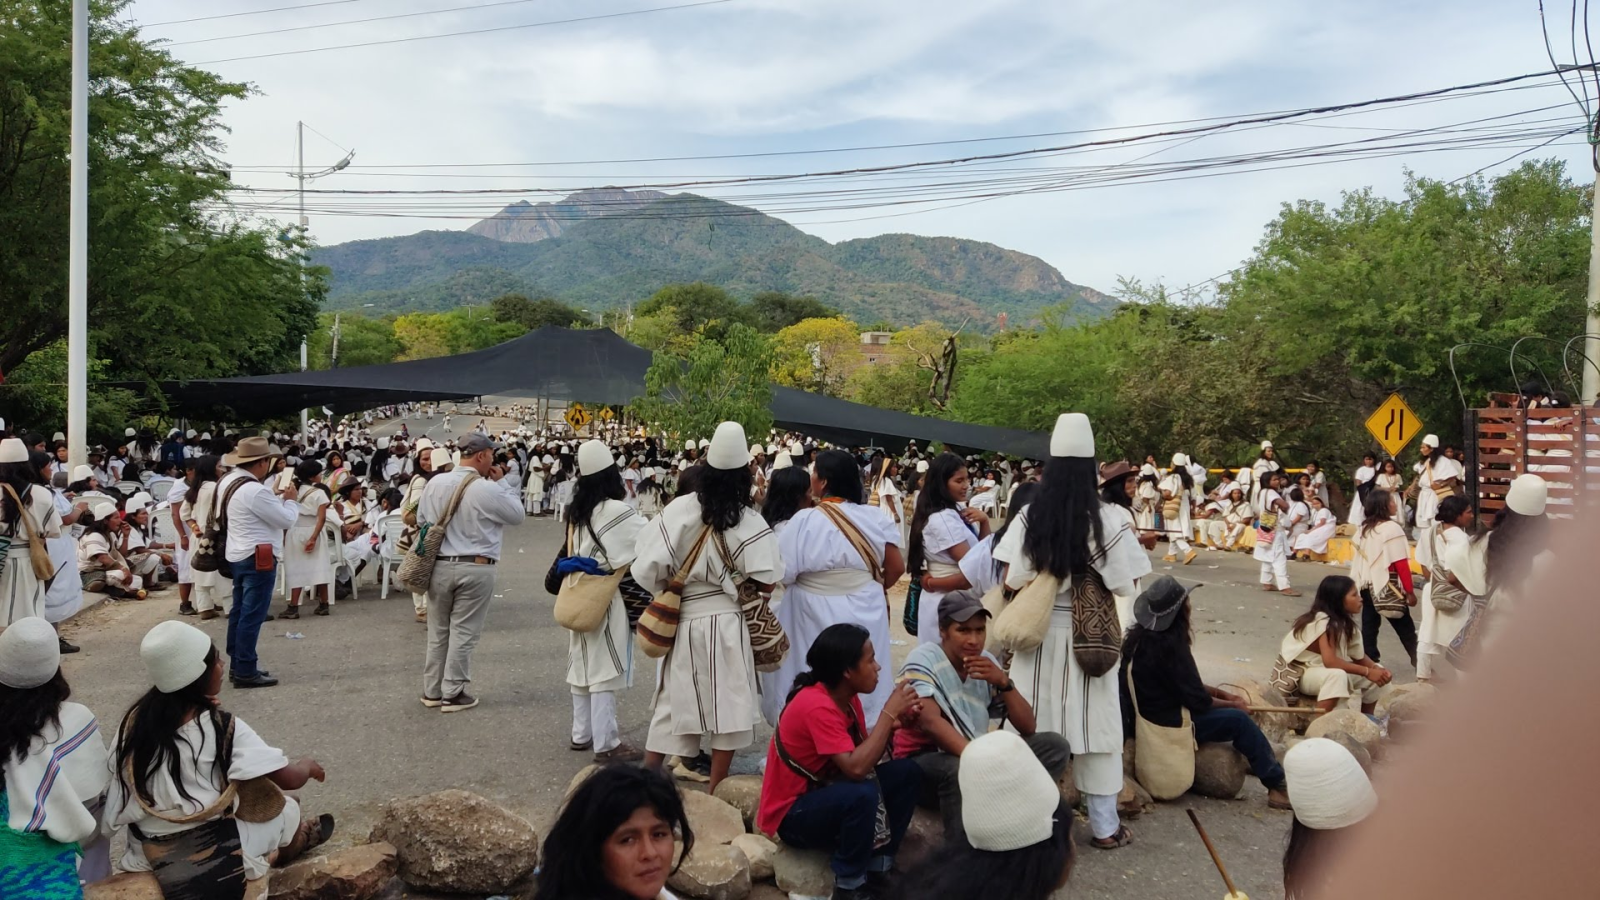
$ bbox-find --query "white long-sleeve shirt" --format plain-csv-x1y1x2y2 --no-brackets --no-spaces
418,468,523,561
219,470,300,563
4,702,109,845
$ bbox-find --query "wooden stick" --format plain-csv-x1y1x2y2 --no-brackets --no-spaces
1246,705,1326,715
1186,808,1240,898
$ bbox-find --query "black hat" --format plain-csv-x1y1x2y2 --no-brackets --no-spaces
1133,575,1198,632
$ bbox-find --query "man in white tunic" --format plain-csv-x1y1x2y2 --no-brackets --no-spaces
1412,434,1462,568
993,413,1151,849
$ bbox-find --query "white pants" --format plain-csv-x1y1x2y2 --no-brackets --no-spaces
128,552,162,580
1415,523,1436,568
412,591,428,614
192,579,221,612
1258,536,1290,589
1074,751,1124,840
1298,665,1380,708
1170,533,1192,555
104,569,144,592
572,688,620,753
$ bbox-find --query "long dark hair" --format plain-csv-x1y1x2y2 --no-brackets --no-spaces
907,452,966,579
567,465,625,530
0,669,70,766
1359,489,1394,538
0,460,36,524
1100,473,1133,508
1123,596,1193,653
673,464,703,499
115,646,226,808
1484,508,1548,594
761,467,812,527
697,463,753,532
891,798,1076,900
814,449,865,504
1283,818,1350,900
293,459,328,496
193,455,222,492
1293,575,1356,652
785,623,870,705
533,765,694,900
1022,456,1105,580
1171,464,1194,491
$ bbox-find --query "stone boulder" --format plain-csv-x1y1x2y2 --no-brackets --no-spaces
681,789,746,846
1325,731,1373,774
1057,760,1081,810
772,844,834,896
1305,709,1383,754
1191,743,1249,800
712,774,764,831
1224,677,1299,743
668,842,752,900
1383,683,1437,741
1117,775,1154,817
269,842,399,900
731,833,777,882
85,873,162,900
895,806,946,870
369,789,539,894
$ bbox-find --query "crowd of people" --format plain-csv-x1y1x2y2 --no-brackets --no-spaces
0,401,1552,900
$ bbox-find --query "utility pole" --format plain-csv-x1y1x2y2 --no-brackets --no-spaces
330,313,342,367
300,340,308,440
66,0,88,468
1587,161,1600,404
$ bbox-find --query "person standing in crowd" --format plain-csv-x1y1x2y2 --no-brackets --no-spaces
419,434,524,713
1250,440,1281,507
771,450,904,725
1417,495,1475,682
906,452,988,642
1120,577,1291,810
533,765,694,900
634,422,782,794
1281,738,1377,900
1277,575,1389,713
281,460,334,620
993,413,1150,850
1374,459,1405,525
400,441,439,623
181,456,227,620
758,624,921,900
1,437,63,628
1097,462,1158,629
1348,453,1378,528
871,457,905,546
0,618,112,891
217,437,299,689
1351,488,1418,668
1411,435,1462,569
1159,453,1197,565
1254,471,1300,596
1442,473,1549,664
562,440,647,763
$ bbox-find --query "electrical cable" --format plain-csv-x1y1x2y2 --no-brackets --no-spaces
165,0,554,47
140,0,369,28
1541,0,1590,114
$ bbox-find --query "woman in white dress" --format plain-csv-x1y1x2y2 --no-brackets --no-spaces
1347,453,1377,528
37,455,87,652
633,422,782,795
993,413,1151,849
1374,459,1405,528
1417,495,1475,681
906,452,988,643
1253,472,1300,596
756,462,812,724
1159,453,1197,564
1292,496,1338,559
1284,487,1312,551
281,460,333,619
183,456,226,619
1,438,63,627
871,458,904,545
563,440,648,763
769,450,903,725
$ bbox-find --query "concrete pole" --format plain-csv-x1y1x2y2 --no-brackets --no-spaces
1586,171,1600,405
66,0,89,468
300,340,309,440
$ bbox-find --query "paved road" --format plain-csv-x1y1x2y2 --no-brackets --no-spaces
59,408,1414,900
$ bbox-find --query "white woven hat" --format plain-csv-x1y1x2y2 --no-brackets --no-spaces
1506,473,1548,516
414,438,433,452
0,617,61,689
52,432,65,442
1421,434,1439,448
1261,440,1273,450
90,500,119,520
141,620,214,694
1171,452,1187,467
1049,413,1094,459
706,422,751,470
0,438,27,464
71,464,94,482
916,460,929,473
577,440,613,477
750,443,763,456
698,438,712,450
1285,737,1378,830
684,439,696,451
125,492,153,511
958,731,1060,852
376,437,390,450
429,447,453,469
772,452,793,470
124,427,136,438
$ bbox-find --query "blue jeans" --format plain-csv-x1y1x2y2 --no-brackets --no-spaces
777,758,920,889
1193,707,1285,791
226,558,277,678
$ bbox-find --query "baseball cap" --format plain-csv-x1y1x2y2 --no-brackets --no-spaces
937,593,989,625
457,434,497,456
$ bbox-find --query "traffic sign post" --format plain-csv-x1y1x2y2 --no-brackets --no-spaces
564,403,592,433
1364,393,1423,457
597,406,615,423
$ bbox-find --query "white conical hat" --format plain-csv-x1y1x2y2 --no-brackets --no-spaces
1505,473,1548,516
684,439,696,451
1049,413,1094,459
578,440,613,477
958,731,1059,852
772,452,793,470
706,422,750,470
1285,738,1377,830
698,438,712,450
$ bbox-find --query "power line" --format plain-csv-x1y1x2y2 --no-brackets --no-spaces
165,0,553,47
190,0,738,65
140,0,369,28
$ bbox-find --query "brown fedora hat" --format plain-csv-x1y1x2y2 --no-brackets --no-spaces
223,436,278,466
1098,460,1135,487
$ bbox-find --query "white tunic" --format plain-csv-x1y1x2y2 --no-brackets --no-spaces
765,502,897,724
994,504,1151,786
1160,472,1192,539
566,499,646,692
633,494,783,742
1348,465,1376,526
1253,489,1288,563
916,508,975,643
42,489,84,623
1293,507,1338,554
283,485,334,589
1418,525,1474,656
1,485,62,626
4,702,108,845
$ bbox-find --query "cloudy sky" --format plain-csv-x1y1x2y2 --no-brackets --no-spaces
131,0,1595,297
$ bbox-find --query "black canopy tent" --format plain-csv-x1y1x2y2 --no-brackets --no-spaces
149,327,1050,457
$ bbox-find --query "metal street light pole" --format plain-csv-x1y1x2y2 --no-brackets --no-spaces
66,0,88,468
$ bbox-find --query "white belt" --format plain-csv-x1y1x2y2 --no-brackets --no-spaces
795,568,874,594
678,590,742,621
927,560,963,578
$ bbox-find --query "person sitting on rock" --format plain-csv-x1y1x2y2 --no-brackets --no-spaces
756,623,922,900
1119,575,1291,810
534,765,694,900
1277,575,1391,714
102,621,334,895
1281,738,1377,900
889,594,1070,848
888,731,1077,900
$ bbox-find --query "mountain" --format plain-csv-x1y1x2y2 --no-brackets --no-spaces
316,190,1113,327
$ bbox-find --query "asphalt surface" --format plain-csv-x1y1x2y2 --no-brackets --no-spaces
59,406,1415,900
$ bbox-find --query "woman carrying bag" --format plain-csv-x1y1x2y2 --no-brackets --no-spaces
1350,488,1418,669
559,440,647,764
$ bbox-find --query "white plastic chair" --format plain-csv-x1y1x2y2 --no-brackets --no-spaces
325,520,356,601
149,480,172,503
115,481,143,497
374,513,406,599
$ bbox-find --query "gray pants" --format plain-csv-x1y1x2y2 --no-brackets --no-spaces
422,560,497,700
912,731,1071,846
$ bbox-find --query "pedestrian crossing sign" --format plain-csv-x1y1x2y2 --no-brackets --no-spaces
1364,393,1422,457
564,404,591,431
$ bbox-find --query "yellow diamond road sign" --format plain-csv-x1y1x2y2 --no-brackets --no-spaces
597,406,615,422
1364,393,1422,457
564,404,591,431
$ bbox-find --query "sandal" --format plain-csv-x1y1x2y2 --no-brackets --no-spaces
1091,825,1134,850
276,814,336,868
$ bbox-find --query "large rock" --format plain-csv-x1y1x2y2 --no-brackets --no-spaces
712,774,764,830
368,789,539,894
269,842,399,900
1191,743,1249,800
681,789,746,845
85,873,162,900
668,842,752,900
772,844,833,896
1057,760,1081,810
1383,683,1437,741
1117,775,1153,817
895,806,946,870
1325,731,1373,774
731,833,776,882
747,885,789,900
1225,677,1298,743
1305,708,1383,754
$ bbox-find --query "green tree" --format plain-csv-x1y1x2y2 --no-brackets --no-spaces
0,0,318,384
632,323,774,443
746,291,839,332
489,293,590,330
636,283,745,336
306,313,404,369
770,316,864,396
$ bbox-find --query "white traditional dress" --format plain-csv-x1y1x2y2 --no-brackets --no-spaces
283,485,333,591
633,494,783,756
183,482,224,612
1253,487,1290,589
1160,471,1192,550
1,484,62,626
566,499,645,694
766,501,897,724
1412,455,1463,568
1293,506,1337,555
42,489,84,623
994,504,1151,808
915,508,975,643
1418,524,1474,678
1348,464,1377,527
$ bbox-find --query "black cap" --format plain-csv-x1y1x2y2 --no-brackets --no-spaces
938,592,989,625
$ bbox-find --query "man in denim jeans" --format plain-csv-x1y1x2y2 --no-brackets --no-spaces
218,436,298,688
